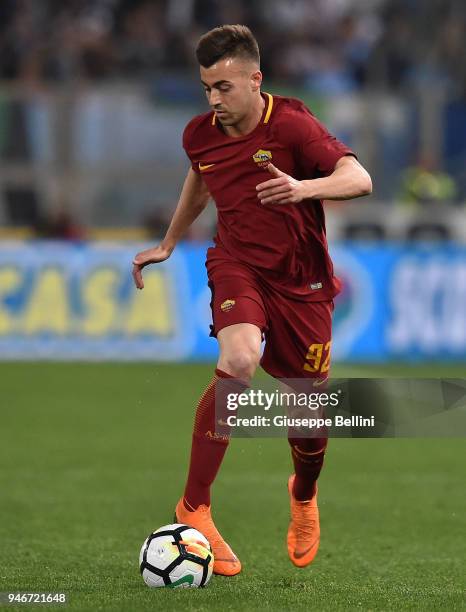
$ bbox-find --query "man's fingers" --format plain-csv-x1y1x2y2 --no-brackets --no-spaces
133,249,169,267
261,196,292,205
258,185,290,200
132,265,144,289
133,254,150,266
132,247,171,288
267,163,285,177
256,177,286,192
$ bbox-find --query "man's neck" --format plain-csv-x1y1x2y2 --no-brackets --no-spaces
224,92,265,138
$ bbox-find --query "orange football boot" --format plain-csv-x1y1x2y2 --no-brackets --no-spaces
287,474,320,567
175,499,241,576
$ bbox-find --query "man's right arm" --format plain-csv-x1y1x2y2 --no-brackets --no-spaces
132,168,210,289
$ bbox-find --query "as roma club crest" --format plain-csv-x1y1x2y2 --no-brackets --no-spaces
252,149,272,168
220,299,236,312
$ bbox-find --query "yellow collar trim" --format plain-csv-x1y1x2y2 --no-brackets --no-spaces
263,92,273,124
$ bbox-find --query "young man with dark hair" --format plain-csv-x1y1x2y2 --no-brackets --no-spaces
132,24,372,576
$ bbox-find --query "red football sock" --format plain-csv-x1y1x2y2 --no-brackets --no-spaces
288,436,328,501
183,368,245,510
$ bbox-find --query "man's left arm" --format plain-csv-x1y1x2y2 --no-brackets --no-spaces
256,156,372,205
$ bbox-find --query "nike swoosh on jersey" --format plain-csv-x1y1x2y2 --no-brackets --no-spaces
199,163,215,171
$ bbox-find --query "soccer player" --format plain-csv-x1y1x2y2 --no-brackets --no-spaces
132,25,372,575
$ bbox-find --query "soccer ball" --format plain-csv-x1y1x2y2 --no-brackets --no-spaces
139,523,214,588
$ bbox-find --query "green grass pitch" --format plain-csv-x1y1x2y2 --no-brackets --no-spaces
1,362,465,611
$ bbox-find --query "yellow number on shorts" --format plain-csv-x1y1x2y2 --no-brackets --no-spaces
321,341,331,373
303,341,331,373
303,343,323,372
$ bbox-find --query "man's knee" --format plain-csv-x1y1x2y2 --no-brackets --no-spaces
218,348,260,380
217,323,262,380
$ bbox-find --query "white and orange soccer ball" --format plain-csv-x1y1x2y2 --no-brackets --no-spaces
139,523,214,588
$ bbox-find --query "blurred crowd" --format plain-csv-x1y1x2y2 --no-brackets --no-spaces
0,0,465,96
0,0,465,237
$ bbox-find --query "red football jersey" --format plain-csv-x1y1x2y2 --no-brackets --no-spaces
183,92,355,301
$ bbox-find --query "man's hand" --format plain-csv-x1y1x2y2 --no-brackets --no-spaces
256,164,306,205
132,244,173,289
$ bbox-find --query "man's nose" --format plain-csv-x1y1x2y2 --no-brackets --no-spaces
210,90,221,106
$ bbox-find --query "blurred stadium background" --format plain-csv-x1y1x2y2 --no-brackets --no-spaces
1,0,466,363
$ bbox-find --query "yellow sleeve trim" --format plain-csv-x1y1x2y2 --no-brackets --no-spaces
211,112,216,125
263,92,273,124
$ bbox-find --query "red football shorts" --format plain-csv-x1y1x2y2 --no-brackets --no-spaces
207,258,334,379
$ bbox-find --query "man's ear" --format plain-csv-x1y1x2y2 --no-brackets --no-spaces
251,69,262,91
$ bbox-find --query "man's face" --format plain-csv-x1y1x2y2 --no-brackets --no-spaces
200,56,262,127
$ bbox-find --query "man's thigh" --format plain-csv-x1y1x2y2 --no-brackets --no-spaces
261,296,334,380
208,263,268,338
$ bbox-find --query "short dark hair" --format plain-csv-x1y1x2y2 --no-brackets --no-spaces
196,25,260,68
